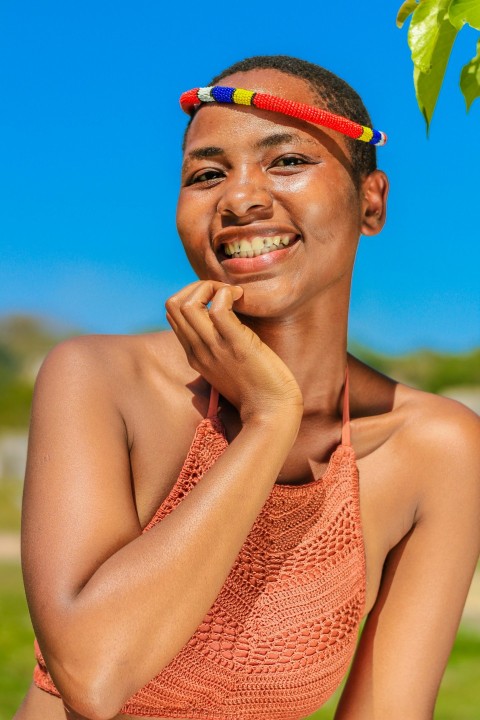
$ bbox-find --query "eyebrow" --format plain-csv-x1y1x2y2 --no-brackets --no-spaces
185,146,225,162
182,146,224,175
254,132,310,149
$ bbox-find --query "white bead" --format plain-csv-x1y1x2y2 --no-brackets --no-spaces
198,87,214,102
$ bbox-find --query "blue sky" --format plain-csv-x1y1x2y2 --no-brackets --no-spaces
1,1,479,353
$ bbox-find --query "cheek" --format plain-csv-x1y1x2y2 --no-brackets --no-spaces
176,193,208,248
178,238,211,281
301,187,361,244
176,193,221,280
280,171,360,234
176,193,198,242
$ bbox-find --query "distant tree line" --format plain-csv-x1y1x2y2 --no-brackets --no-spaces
0,316,68,429
350,342,480,394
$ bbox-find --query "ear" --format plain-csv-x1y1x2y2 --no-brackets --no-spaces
360,170,389,236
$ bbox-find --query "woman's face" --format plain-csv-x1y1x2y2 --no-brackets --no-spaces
176,69,366,318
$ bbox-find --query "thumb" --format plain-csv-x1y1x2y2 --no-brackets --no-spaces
230,285,244,301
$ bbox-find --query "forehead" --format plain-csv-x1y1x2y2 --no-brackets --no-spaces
218,68,319,104
183,68,342,154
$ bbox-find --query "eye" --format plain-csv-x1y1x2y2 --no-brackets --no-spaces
273,155,308,167
187,169,225,186
269,154,319,174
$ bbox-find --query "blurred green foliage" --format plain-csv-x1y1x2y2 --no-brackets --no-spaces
0,478,22,532
0,315,68,428
308,627,480,718
0,378,35,429
350,342,480,393
0,563,35,720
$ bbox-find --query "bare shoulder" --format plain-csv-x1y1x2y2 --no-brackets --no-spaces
37,329,191,386
350,355,480,510
24,330,206,549
394,382,480,484
34,330,198,413
351,355,480,465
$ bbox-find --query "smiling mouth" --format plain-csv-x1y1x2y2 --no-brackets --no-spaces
218,235,299,260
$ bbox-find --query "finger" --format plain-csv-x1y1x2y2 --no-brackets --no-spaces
168,281,236,345
166,311,194,359
166,280,232,313
167,306,212,365
179,285,221,349
166,281,226,330
165,310,179,334
165,282,216,349
166,282,232,366
208,286,246,341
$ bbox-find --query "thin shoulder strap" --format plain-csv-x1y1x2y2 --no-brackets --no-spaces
207,385,219,418
341,365,351,447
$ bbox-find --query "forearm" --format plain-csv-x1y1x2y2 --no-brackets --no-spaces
44,413,300,716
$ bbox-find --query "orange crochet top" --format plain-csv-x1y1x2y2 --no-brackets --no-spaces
34,373,366,719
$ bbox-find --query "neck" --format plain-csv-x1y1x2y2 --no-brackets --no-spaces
238,290,350,418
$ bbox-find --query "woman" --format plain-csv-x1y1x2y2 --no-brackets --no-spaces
15,55,480,720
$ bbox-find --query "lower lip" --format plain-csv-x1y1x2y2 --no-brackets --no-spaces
219,239,300,275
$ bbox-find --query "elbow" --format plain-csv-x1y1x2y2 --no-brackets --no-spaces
63,697,122,720
61,684,125,720
52,660,130,720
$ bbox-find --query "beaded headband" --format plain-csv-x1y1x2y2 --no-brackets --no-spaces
180,86,387,146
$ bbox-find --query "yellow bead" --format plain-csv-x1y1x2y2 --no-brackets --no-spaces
358,126,374,143
233,89,255,106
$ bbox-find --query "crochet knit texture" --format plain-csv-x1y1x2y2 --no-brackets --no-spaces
34,413,366,720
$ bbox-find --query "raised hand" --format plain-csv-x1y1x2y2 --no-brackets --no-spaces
166,281,303,425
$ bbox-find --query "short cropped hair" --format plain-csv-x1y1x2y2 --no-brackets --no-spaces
183,55,377,186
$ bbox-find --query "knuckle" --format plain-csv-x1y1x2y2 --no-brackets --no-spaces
188,356,200,372
165,296,179,312
187,348,205,371
230,340,249,363
208,303,225,320
185,345,197,362
180,299,196,317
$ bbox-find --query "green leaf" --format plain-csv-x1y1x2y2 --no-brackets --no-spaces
408,0,453,73
396,0,421,28
448,0,480,30
412,14,458,129
460,38,480,109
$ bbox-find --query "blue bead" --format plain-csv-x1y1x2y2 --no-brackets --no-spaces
212,86,235,103
370,130,381,145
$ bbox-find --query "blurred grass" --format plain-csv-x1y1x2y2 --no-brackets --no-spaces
1,556,479,719
434,629,480,719
0,477,22,532
0,562,34,720
307,627,480,718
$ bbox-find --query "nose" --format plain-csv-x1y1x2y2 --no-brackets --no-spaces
217,169,273,222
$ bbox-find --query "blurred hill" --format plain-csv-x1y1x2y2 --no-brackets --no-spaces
0,314,479,431
349,342,480,396
0,315,72,429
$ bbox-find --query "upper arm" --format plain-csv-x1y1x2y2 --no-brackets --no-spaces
22,338,141,653
336,402,480,720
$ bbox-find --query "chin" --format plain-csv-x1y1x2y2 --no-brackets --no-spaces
233,283,298,320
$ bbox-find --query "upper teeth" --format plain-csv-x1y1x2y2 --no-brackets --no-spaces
223,236,293,258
